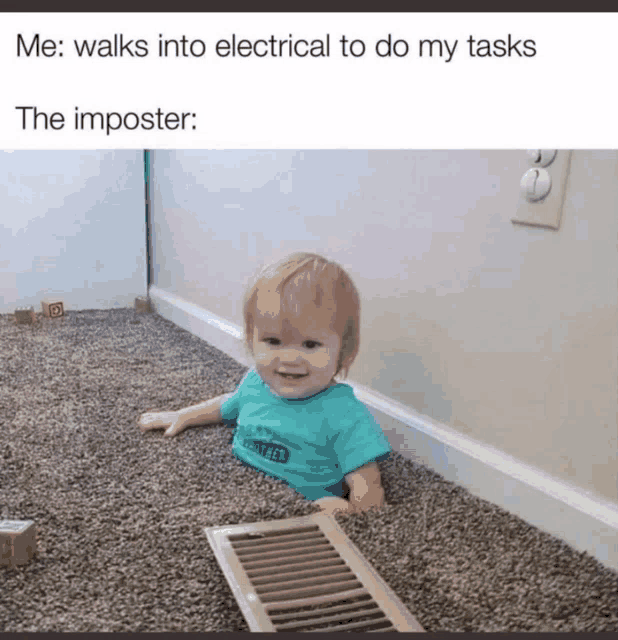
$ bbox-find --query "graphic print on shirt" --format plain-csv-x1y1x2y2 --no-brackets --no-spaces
239,425,291,464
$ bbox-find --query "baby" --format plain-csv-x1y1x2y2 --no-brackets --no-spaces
138,252,391,516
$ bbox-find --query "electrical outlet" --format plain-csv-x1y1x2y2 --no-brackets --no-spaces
512,150,573,230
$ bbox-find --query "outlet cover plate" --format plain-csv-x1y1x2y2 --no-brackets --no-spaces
512,150,573,230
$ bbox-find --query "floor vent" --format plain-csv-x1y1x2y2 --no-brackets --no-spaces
205,513,424,632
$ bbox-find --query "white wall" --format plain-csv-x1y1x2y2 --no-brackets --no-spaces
149,149,618,508
0,150,147,313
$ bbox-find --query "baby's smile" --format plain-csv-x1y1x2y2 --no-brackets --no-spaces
277,372,308,381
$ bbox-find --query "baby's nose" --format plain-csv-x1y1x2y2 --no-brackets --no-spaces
278,348,304,363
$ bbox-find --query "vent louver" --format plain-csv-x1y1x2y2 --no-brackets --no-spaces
205,513,424,632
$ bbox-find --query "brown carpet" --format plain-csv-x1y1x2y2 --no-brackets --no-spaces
1,308,616,632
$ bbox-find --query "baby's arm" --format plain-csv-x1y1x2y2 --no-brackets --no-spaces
345,461,385,512
138,393,232,437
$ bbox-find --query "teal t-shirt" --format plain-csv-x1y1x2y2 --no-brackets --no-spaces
221,368,392,501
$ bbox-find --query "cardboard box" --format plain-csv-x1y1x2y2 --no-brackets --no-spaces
42,299,65,318
134,296,152,313
15,307,37,325
0,520,37,567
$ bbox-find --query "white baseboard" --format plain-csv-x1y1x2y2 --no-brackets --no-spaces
149,286,618,573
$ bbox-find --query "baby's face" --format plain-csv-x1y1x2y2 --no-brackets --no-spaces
252,298,341,400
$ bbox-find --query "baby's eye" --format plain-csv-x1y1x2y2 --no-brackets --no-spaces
303,340,322,349
262,338,281,346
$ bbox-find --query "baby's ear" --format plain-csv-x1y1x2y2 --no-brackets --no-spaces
243,337,255,361
335,353,352,379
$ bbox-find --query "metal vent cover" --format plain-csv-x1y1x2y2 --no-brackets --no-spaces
204,512,424,632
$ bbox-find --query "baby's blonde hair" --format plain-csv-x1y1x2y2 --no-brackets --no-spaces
243,252,361,381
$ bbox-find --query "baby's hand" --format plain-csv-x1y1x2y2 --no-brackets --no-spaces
137,410,186,437
314,497,354,516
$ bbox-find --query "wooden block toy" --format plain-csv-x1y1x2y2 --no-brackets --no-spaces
15,306,37,325
42,299,65,318
0,520,37,567
135,296,152,313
